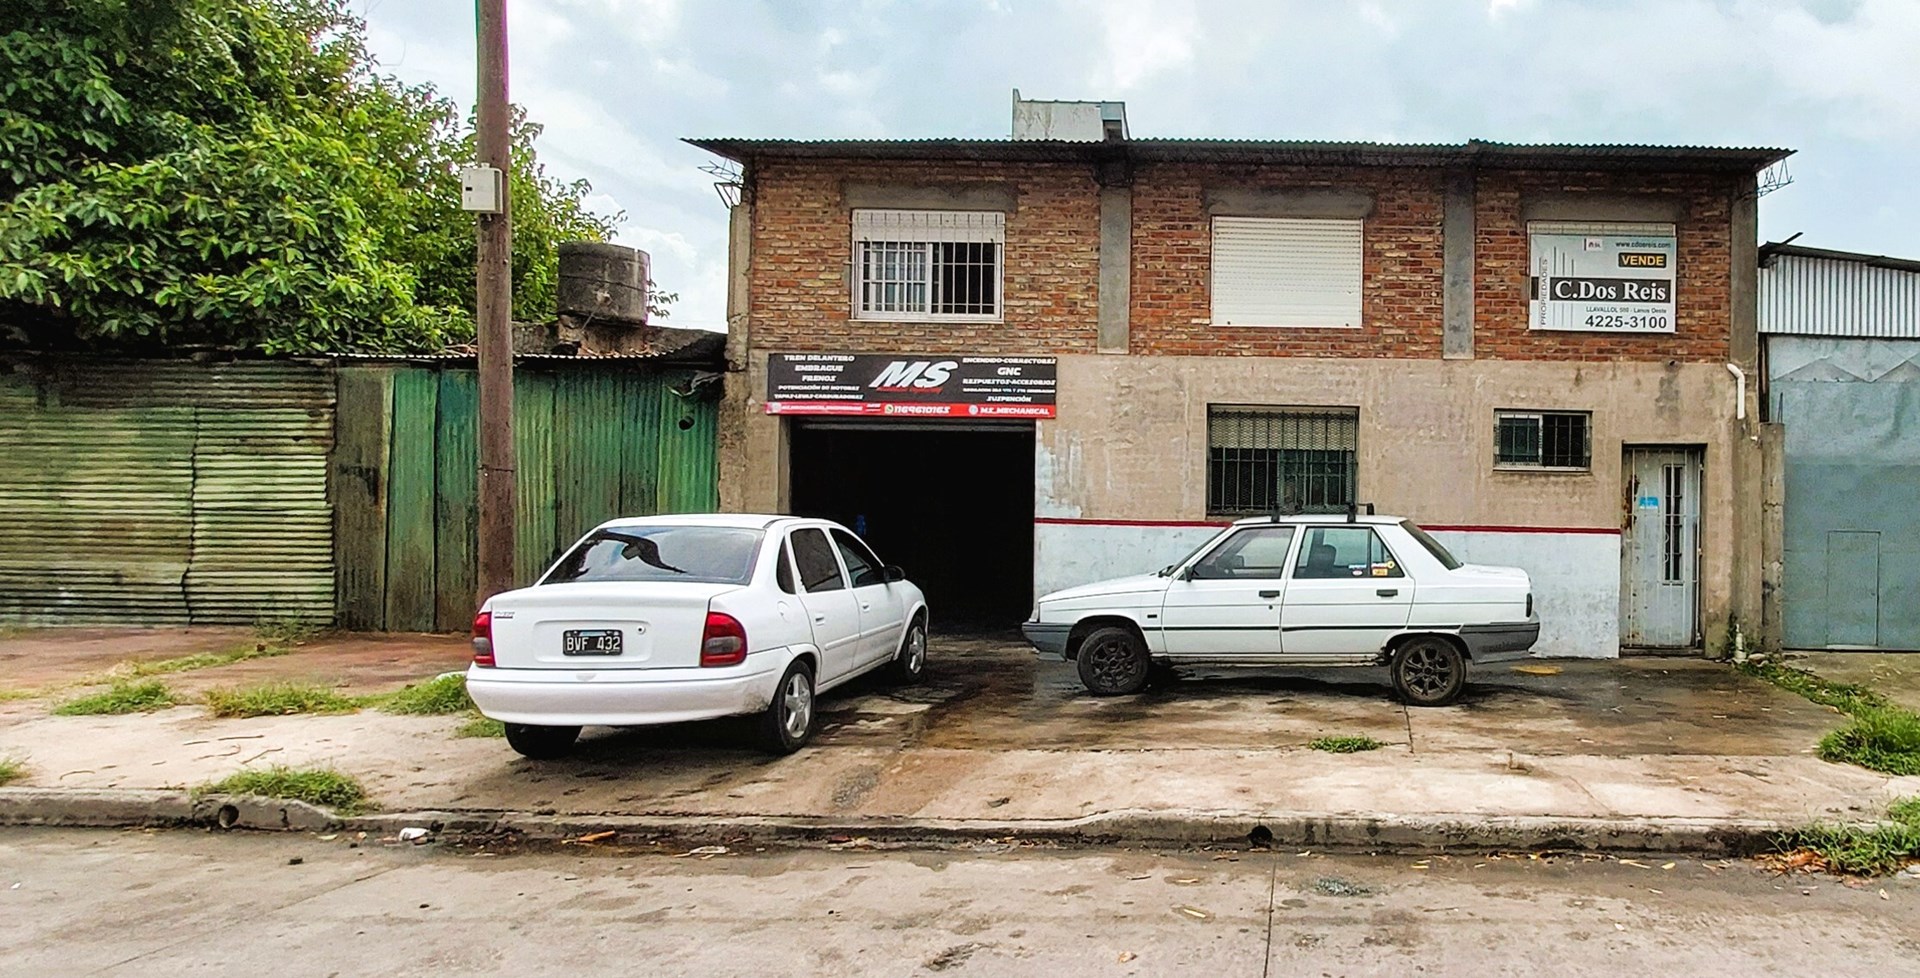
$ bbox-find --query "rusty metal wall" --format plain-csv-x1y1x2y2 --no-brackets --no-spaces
0,359,335,625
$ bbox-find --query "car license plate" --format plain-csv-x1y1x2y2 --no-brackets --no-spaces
562,629,622,656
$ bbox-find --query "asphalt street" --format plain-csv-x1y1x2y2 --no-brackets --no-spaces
2,828,1917,976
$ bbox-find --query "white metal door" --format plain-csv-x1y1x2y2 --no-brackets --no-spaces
1279,525,1414,658
1621,448,1701,648
1160,526,1294,656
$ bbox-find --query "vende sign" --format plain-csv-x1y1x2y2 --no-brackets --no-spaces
766,353,1058,418
1529,226,1677,333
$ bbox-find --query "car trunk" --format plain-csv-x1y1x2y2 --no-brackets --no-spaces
487,582,744,670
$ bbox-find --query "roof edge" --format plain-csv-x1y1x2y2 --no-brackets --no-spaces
1759,242,1920,275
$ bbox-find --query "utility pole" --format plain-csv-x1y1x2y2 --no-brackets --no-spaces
475,0,515,605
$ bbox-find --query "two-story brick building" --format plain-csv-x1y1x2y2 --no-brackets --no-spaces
689,103,1790,657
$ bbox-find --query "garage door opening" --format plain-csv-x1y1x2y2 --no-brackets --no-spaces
789,421,1034,633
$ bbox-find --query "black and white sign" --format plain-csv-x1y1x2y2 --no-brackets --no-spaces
765,354,1058,418
1529,227,1677,333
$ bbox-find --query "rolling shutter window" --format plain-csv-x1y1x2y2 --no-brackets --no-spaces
1210,217,1363,328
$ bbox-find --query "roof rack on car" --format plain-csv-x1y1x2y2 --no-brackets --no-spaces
1345,502,1376,523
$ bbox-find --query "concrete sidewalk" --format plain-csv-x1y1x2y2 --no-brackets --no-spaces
1,629,1915,850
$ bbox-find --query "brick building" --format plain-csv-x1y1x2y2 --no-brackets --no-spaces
689,101,1790,657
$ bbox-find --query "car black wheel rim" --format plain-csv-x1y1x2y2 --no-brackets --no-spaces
1086,638,1144,690
1402,646,1456,697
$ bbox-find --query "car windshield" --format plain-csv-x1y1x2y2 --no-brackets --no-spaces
1160,526,1237,576
543,526,764,586
1400,520,1462,571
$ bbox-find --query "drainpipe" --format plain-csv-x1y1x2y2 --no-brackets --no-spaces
1725,363,1747,421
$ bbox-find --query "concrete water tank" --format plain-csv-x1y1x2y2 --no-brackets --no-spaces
557,241,650,325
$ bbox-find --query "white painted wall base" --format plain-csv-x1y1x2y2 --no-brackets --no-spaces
1031,521,1623,659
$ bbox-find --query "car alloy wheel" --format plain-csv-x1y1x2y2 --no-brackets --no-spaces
781,670,813,740
905,626,927,674
1392,637,1466,707
1077,625,1150,696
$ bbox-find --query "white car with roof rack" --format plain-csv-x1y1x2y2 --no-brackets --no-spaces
467,514,929,758
1021,511,1538,706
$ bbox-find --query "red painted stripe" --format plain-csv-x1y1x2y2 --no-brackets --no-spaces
1033,516,1619,535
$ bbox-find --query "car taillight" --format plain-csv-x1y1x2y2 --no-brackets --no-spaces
700,611,747,667
471,610,495,667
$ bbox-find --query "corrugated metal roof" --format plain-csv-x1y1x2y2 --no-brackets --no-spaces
685,136,1792,172
1759,246,1920,339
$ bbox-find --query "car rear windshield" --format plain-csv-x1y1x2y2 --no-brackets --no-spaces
543,526,764,586
1400,520,1462,571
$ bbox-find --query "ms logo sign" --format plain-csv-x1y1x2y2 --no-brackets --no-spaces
868,360,957,391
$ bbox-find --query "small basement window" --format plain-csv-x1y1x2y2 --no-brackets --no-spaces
1495,411,1591,470
852,209,1004,321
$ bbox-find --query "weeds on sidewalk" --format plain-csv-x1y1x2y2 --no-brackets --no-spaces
1738,659,1920,777
0,686,39,702
254,615,324,649
202,766,369,814
97,644,292,683
378,674,473,715
1308,735,1384,753
0,758,23,786
53,680,175,716
1772,796,1920,876
203,682,360,718
455,716,505,738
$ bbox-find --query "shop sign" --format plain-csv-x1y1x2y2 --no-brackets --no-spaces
765,354,1057,418
1529,229,1677,333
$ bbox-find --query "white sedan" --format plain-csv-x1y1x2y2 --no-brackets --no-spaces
1022,514,1538,706
467,514,929,758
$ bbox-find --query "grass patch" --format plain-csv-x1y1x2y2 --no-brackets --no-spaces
1775,796,1920,876
455,714,505,738
0,686,40,702
1739,659,1920,777
201,765,369,814
52,680,174,716
99,643,292,682
253,615,323,649
378,674,474,716
1308,735,1385,753
203,682,361,719
0,758,23,786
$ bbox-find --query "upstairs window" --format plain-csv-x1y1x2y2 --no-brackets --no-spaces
852,209,1004,321
1207,406,1359,516
1210,217,1363,328
1495,410,1592,470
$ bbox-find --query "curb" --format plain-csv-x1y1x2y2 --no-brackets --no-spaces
0,787,1795,856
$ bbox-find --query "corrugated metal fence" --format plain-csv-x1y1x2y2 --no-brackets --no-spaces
0,359,335,624
333,362,719,632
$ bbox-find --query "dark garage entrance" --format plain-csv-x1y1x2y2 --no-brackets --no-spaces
789,421,1034,631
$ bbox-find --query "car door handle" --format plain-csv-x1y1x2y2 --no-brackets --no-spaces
860,602,871,611
1376,589,1399,598
813,614,827,623
1258,590,1281,599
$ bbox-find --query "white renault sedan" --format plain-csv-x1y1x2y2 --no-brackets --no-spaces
467,515,929,758
1022,514,1537,706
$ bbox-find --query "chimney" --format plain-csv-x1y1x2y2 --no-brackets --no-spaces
1011,89,1127,142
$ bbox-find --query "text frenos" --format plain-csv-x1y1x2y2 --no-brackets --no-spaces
766,353,1057,419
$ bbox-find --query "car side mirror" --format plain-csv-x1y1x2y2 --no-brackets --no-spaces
882,565,906,583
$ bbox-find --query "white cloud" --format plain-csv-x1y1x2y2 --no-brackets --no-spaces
1083,0,1199,91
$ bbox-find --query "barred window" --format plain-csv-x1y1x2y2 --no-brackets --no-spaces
1207,407,1359,517
1495,411,1591,470
852,209,1003,321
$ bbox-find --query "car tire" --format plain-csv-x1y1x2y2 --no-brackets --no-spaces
887,616,928,685
1391,637,1467,707
503,723,581,760
758,660,818,754
1076,625,1151,696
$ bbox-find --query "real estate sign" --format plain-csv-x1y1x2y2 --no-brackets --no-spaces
1529,226,1677,333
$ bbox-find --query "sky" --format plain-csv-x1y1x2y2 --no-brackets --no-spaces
359,0,1920,333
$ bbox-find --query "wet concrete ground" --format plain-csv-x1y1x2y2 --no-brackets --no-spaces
4,631,1913,827
5,827,1918,977
1797,650,1920,715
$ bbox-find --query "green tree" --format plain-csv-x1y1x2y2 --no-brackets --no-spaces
0,0,623,354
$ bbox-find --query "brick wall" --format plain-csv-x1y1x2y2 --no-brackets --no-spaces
1475,170,1734,362
746,157,1739,362
1130,164,1445,358
748,159,1100,355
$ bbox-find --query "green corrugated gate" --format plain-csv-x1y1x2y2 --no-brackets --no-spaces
333,361,719,632
0,359,335,625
